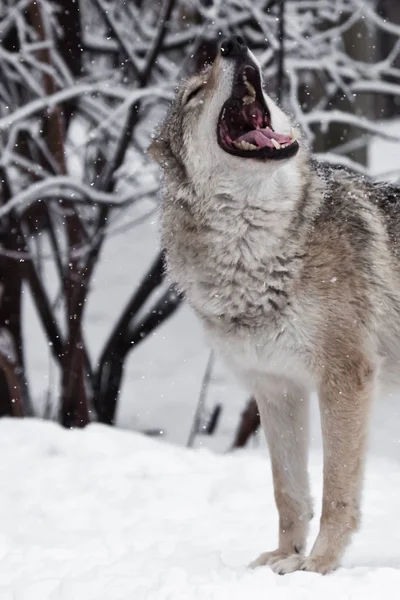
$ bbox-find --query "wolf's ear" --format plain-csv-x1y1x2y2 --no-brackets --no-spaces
148,137,168,164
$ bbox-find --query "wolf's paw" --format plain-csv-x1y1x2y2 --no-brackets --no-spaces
248,550,302,571
269,554,304,575
300,555,338,575
248,550,285,569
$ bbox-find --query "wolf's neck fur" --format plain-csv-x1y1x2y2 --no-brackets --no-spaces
201,160,303,240
161,150,319,328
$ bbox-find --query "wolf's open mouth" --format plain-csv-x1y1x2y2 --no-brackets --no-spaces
217,65,299,160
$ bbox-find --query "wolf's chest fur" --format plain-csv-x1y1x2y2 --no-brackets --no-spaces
162,190,298,330
162,188,313,385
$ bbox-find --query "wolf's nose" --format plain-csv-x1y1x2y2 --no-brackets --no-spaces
220,35,247,58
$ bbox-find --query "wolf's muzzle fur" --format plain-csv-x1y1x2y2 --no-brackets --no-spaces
149,36,400,575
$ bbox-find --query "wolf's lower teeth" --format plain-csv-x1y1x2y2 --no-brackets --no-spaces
271,139,281,150
234,141,257,151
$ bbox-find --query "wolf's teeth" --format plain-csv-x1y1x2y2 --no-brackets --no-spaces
243,141,257,150
234,141,257,151
271,139,281,150
290,127,297,140
245,81,256,97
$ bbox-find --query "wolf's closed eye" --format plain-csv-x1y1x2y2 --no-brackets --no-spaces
184,85,203,106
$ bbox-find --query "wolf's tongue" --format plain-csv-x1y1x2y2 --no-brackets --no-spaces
236,128,292,149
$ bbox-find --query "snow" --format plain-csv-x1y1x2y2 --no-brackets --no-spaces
2,417,400,599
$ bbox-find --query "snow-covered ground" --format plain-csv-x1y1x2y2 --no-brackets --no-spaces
2,418,400,599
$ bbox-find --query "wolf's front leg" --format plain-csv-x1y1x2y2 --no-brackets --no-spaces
249,378,313,575
302,352,376,574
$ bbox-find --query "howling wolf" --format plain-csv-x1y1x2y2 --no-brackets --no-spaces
149,35,400,574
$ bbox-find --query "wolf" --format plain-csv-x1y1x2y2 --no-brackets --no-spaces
149,35,400,574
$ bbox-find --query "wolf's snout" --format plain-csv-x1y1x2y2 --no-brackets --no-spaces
220,35,247,59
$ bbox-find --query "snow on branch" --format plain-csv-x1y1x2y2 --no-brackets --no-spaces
303,110,400,144
356,1,400,37
0,84,173,132
0,176,159,220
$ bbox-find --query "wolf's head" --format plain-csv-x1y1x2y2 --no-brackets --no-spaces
150,36,300,194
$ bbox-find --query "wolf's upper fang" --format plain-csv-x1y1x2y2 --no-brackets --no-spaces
243,74,256,99
245,82,256,98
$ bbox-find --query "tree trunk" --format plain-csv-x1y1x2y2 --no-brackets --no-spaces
28,0,90,427
0,171,30,417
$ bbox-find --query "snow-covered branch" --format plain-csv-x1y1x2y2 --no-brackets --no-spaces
0,84,173,131
303,110,400,143
0,176,159,219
